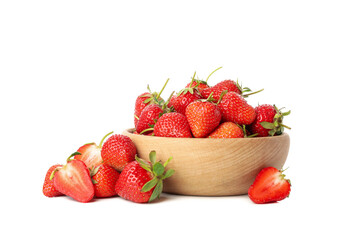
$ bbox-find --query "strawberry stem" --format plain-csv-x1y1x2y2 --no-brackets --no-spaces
242,88,264,97
67,152,81,162
280,123,291,130
140,127,154,135
206,66,222,83
216,90,228,105
206,92,214,102
99,131,114,148
157,78,170,99
49,167,62,180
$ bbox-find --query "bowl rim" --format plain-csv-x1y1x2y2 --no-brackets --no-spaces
123,128,289,142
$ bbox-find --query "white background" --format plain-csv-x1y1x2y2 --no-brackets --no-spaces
1,0,359,239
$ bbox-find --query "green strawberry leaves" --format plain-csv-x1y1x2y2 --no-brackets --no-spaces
178,72,199,96
260,105,291,136
149,181,163,202
153,162,165,176
141,178,158,192
136,150,175,202
260,122,275,129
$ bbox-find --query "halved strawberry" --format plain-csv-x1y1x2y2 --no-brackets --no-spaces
51,152,95,203
74,131,113,169
248,167,291,204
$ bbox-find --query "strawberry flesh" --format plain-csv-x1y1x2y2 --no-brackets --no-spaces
75,143,102,169
54,160,94,203
248,167,291,204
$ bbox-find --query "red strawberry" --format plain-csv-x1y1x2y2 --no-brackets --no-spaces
51,152,95,203
101,134,137,171
115,151,174,203
168,88,201,115
136,104,163,134
202,80,264,102
184,67,222,96
208,122,244,138
249,104,291,137
185,100,221,138
90,164,120,198
248,167,291,204
168,72,201,115
154,112,192,138
134,92,155,127
202,79,241,101
74,131,113,169
134,79,169,126
218,91,256,125
43,164,64,197
185,80,209,95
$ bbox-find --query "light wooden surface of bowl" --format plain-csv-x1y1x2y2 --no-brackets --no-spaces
123,129,290,196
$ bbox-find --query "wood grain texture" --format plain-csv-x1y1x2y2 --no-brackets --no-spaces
123,129,290,196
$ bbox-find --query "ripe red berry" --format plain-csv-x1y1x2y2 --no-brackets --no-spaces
154,112,192,138
218,92,256,125
101,134,137,171
185,100,221,138
248,167,291,204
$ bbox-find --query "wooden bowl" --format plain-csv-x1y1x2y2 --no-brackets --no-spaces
123,129,290,196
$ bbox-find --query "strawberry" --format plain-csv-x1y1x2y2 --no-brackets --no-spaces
208,122,244,138
101,134,137,171
168,90,201,115
154,112,192,138
74,131,113,169
90,164,120,198
248,167,291,204
202,80,264,102
115,151,174,203
185,80,209,96
136,104,164,134
134,92,156,127
218,91,256,125
51,152,94,203
134,79,169,126
201,79,241,101
249,104,291,137
184,67,222,97
169,72,201,115
185,99,221,138
43,164,64,197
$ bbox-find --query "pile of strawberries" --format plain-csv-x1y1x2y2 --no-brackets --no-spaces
43,67,292,204
43,132,173,203
134,67,291,139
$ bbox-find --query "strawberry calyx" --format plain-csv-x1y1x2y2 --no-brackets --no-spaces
89,165,101,184
236,79,264,98
178,72,199,96
49,152,82,180
239,124,258,138
279,167,292,193
135,151,174,202
141,78,170,106
137,92,175,136
260,105,291,136
215,90,228,104
188,66,223,87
